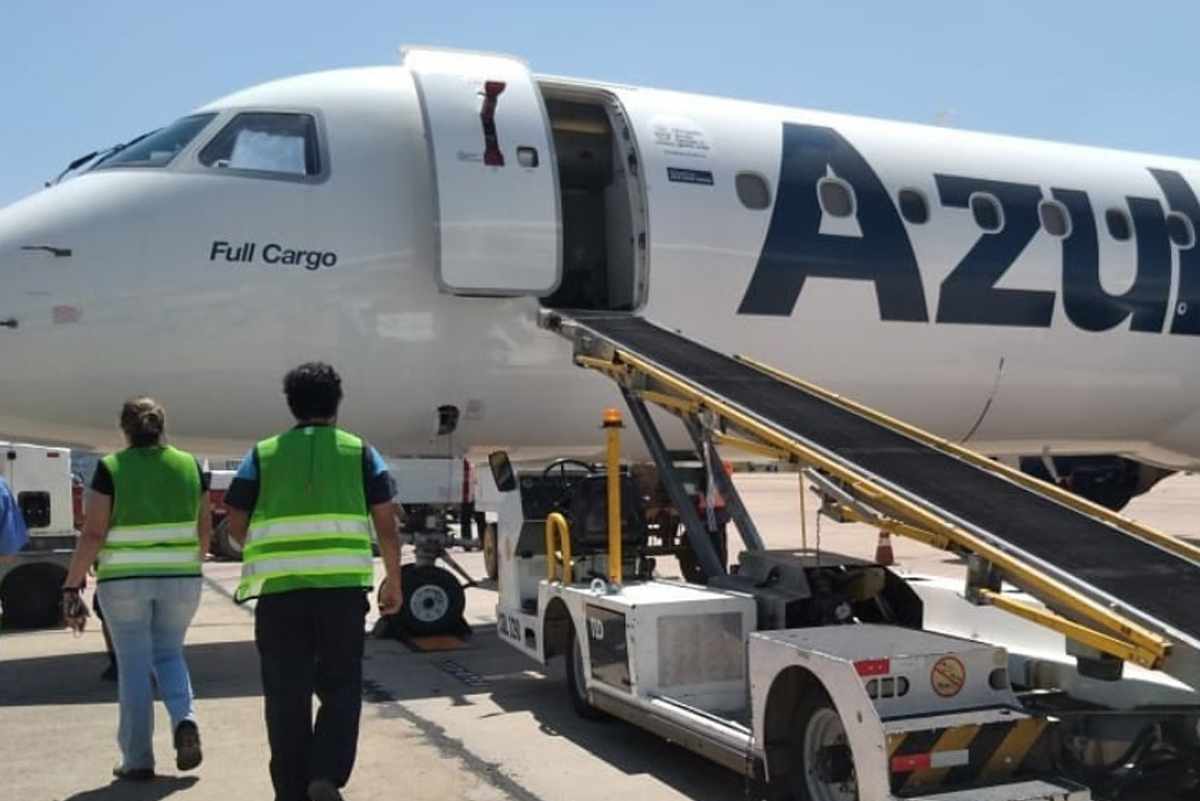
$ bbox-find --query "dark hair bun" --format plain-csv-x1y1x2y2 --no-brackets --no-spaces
120,397,167,446
138,409,164,434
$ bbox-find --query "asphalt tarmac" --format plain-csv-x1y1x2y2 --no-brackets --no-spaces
1,472,1196,801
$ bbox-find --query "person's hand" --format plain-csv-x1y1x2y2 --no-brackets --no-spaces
61,587,90,635
378,576,403,616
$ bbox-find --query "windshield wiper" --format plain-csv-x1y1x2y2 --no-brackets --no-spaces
91,130,154,168
46,130,155,187
47,150,103,187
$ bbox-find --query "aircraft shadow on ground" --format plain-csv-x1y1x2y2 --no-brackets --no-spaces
0,640,262,707
59,776,198,801
365,626,748,801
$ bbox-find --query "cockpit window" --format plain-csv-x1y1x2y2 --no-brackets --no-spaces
199,113,321,177
96,114,217,169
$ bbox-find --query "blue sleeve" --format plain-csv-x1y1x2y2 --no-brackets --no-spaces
363,446,395,506
0,480,29,556
234,448,258,481
223,448,260,513
366,446,388,478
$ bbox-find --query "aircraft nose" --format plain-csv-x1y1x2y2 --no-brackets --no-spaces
0,188,77,267
0,179,114,334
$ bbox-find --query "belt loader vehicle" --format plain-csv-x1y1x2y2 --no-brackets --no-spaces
491,312,1200,801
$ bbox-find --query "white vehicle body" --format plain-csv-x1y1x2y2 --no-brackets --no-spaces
0,441,75,539
491,472,1094,800
0,441,77,628
388,457,467,506
0,48,1198,474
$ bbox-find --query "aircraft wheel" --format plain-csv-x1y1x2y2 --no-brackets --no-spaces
566,616,603,720
399,564,465,636
0,562,68,629
483,523,499,581
213,518,244,561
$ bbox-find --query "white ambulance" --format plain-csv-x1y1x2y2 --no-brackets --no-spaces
0,441,78,628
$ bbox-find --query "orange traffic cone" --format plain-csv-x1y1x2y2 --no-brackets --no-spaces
874,530,895,566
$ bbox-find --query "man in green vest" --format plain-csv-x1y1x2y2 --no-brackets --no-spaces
224,363,402,801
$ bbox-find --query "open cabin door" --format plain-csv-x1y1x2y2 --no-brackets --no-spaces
404,48,561,296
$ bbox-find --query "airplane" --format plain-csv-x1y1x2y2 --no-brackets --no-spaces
2,46,1198,511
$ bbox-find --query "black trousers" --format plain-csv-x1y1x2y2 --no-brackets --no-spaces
254,588,369,801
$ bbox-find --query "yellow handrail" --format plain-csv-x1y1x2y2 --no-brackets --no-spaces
545,512,573,583
977,589,1158,668
604,408,624,585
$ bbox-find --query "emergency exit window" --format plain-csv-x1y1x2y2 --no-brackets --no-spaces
200,113,322,177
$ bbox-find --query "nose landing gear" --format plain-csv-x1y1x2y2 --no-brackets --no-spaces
377,504,477,638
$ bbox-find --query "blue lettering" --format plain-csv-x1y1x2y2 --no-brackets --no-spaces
737,123,928,321
934,175,1053,327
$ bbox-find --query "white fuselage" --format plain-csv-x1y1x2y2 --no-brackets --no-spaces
2,56,1199,466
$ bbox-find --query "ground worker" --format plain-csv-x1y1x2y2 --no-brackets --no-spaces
223,362,402,801
0,474,29,557
62,397,211,780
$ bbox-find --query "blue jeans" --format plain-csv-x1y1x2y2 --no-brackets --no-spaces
96,577,202,770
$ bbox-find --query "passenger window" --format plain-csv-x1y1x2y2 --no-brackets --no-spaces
818,177,855,218
898,189,929,224
1039,200,1071,238
1106,208,1132,241
1167,212,1196,249
200,113,321,177
970,193,1003,232
736,172,772,210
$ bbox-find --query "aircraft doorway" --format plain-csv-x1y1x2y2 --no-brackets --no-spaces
540,89,647,312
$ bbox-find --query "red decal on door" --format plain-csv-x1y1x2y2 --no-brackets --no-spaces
480,81,506,167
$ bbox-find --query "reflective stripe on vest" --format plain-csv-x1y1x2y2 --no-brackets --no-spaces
235,428,374,603
96,447,202,582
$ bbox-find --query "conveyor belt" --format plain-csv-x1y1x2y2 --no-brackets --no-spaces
555,312,1200,673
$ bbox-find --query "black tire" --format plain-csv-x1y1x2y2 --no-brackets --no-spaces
783,690,857,801
483,523,499,581
213,518,243,561
0,562,68,629
565,616,604,720
398,564,466,636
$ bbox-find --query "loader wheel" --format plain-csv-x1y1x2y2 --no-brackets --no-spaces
566,617,604,720
788,691,858,801
0,562,68,629
483,523,499,581
213,518,243,561
398,564,465,636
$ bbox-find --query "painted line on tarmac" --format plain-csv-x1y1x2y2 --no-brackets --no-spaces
202,572,544,801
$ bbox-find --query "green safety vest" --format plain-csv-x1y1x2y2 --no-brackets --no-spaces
96,446,202,582
235,426,374,603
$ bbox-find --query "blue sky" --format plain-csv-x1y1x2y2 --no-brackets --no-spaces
2,1,1196,208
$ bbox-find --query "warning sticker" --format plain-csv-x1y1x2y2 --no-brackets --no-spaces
649,116,712,159
930,656,967,698
667,167,714,186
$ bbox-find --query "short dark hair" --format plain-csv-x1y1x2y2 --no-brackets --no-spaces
283,362,343,421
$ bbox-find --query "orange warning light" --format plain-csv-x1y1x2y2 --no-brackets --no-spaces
602,408,623,427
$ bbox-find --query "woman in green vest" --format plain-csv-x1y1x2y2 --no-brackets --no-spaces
63,397,212,781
